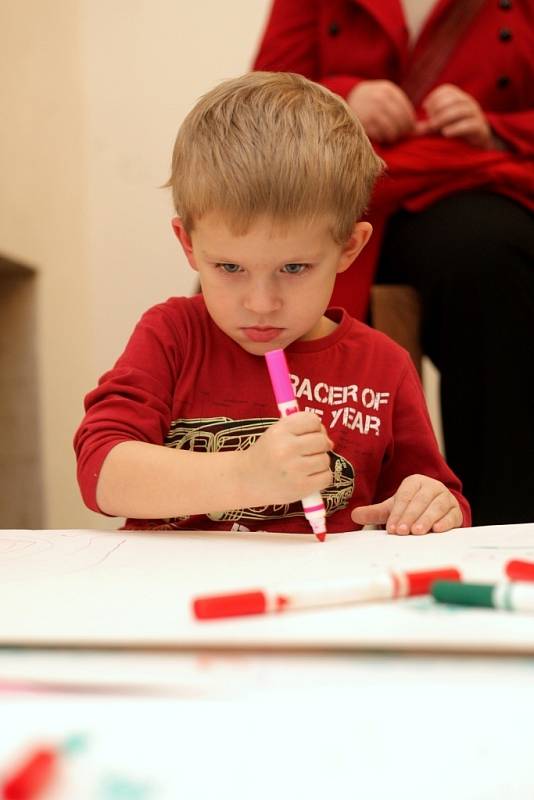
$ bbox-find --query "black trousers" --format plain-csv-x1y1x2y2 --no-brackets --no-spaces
375,192,534,526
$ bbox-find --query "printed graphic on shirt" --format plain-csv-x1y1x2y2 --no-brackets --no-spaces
164,417,354,525
290,375,390,436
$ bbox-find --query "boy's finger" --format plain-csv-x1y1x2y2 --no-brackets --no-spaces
432,505,463,533
351,498,393,525
408,493,458,535
304,453,332,478
297,432,333,456
384,476,421,533
388,491,433,533
284,411,322,434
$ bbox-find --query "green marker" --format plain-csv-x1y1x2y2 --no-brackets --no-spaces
432,580,534,613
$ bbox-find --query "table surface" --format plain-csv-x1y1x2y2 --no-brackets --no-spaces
1,524,533,652
1,523,534,798
2,649,534,800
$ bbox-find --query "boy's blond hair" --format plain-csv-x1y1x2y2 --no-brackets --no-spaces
167,71,384,243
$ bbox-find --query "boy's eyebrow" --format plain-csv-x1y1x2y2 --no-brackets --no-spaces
202,250,322,263
202,251,238,262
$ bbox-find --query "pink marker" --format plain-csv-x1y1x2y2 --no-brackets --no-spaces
265,349,327,541
193,566,462,619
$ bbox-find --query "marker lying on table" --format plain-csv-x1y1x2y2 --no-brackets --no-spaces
505,559,534,582
193,566,461,620
432,580,534,613
265,348,327,541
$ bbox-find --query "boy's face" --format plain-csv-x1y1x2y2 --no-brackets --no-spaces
173,213,371,356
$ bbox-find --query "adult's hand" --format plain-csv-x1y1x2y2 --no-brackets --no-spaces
347,80,416,144
416,83,499,149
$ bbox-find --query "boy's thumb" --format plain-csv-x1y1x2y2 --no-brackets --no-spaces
351,497,393,525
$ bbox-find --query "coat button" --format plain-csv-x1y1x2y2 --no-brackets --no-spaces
498,27,513,41
328,21,341,36
496,75,510,89
498,0,512,9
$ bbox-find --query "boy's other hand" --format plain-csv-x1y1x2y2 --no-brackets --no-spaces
347,80,416,144
243,412,333,506
351,474,462,534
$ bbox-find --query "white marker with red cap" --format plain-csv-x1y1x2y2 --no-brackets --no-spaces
193,566,461,620
265,348,327,541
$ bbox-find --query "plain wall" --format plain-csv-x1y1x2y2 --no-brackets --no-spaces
1,0,270,529
0,0,91,528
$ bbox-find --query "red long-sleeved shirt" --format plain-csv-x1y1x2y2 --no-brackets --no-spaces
74,296,471,532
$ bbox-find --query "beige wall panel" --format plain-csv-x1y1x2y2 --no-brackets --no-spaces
1,1,270,529
0,0,90,528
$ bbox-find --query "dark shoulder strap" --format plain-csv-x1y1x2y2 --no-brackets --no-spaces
401,0,487,106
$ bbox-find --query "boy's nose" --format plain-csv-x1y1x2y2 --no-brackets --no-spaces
243,282,282,314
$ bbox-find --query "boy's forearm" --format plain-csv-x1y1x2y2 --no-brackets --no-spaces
96,441,256,519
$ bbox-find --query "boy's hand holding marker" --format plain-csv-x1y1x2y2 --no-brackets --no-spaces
264,349,329,540
243,412,333,507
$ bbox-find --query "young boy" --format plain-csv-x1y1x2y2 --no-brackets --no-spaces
74,71,471,535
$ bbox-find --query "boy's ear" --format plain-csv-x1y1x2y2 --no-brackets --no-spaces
171,217,198,270
336,221,373,274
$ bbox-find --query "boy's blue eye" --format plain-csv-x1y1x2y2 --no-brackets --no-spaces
282,263,308,275
217,263,241,273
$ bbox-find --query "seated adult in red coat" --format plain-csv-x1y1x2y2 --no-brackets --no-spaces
253,0,534,527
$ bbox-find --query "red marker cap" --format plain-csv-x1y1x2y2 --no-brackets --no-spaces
2,748,57,800
505,559,534,582
405,567,461,596
193,590,267,620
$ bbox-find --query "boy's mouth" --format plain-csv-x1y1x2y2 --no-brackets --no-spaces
241,326,283,343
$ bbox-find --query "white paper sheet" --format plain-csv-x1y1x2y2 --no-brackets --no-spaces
0,524,533,652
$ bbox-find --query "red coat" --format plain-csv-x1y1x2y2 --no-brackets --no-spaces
253,0,534,317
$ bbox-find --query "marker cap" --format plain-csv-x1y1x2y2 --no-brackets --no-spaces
265,349,295,405
405,567,460,596
506,559,534,582
193,591,266,620
432,580,494,607
2,748,57,800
